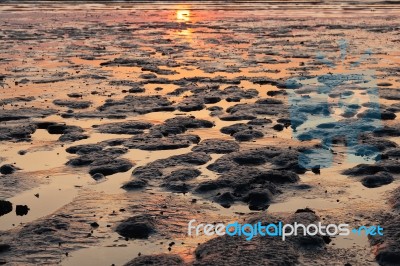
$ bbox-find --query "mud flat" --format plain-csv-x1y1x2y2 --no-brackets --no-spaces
0,2,400,265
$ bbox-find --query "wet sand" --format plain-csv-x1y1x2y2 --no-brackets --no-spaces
0,2,400,265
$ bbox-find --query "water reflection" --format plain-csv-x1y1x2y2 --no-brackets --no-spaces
178,29,191,36
177,9,190,22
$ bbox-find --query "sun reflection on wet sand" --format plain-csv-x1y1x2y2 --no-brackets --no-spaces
176,9,190,22
178,29,191,36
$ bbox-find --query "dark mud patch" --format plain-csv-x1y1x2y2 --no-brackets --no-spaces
343,159,400,188
360,172,394,188
66,145,133,176
191,139,239,154
191,146,314,208
0,164,21,175
0,124,37,142
115,214,156,239
343,160,400,176
0,96,35,107
118,134,200,151
0,108,56,122
222,98,289,123
0,194,102,265
15,205,30,216
207,146,306,174
98,95,175,115
193,234,298,266
0,173,42,199
370,213,400,266
124,254,185,266
374,124,400,137
151,116,214,136
196,168,299,210
0,200,12,217
93,121,153,135
192,210,335,265
53,99,92,109
220,123,267,142
379,88,400,101
123,152,211,192
89,158,133,177
35,122,89,142
389,186,400,210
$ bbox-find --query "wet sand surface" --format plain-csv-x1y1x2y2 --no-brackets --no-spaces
0,2,400,265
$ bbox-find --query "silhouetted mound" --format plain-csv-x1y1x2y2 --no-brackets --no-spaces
192,139,239,154
0,244,11,253
357,109,396,120
98,95,175,115
220,122,267,141
233,129,264,141
67,147,128,167
47,124,83,135
66,143,133,176
121,134,200,151
66,143,105,155
390,186,400,210
207,146,306,174
151,116,213,136
121,179,148,190
59,132,88,142
243,188,273,210
223,99,289,122
162,181,191,193
177,98,205,112
16,205,29,216
193,235,298,266
0,108,56,122
215,191,235,208
286,210,328,248
247,118,273,125
192,146,306,208
0,200,12,216
219,114,256,121
164,168,201,181
381,148,400,160
374,124,400,137
128,87,145,93
53,99,91,109
94,121,152,135
0,96,35,107
343,161,400,176
41,123,88,142
0,124,37,141
124,152,210,192
89,158,133,176
220,123,249,135
195,168,298,209
370,214,400,266
379,88,400,100
361,172,394,188
295,207,315,214
0,164,20,175
116,215,156,239
91,173,105,181
124,254,185,266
